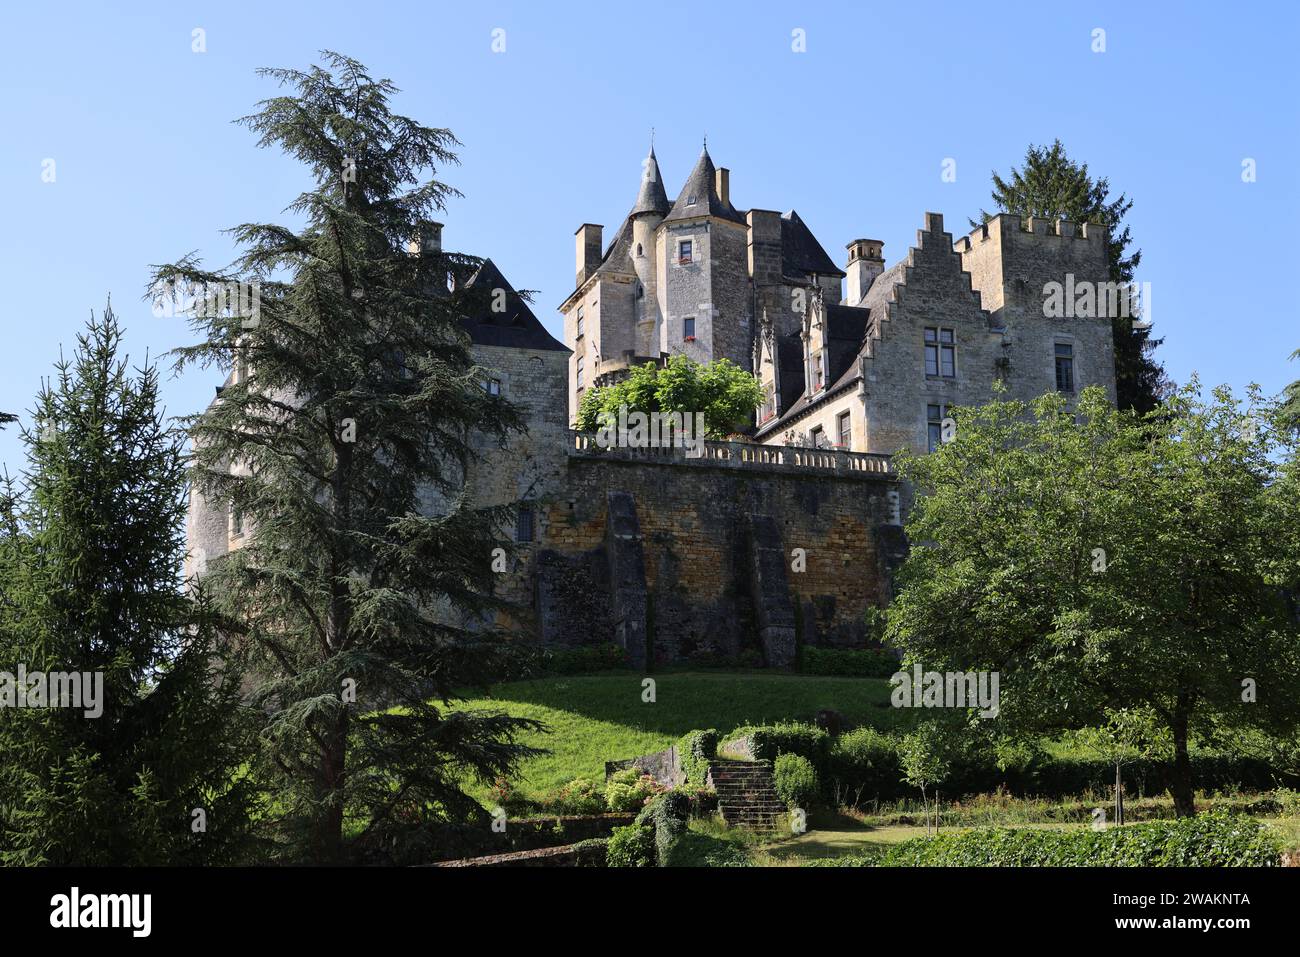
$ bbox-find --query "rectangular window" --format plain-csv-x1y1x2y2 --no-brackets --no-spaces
809,425,826,449
925,328,955,378
678,240,693,264
684,316,695,340
576,355,584,388
761,384,776,422
231,504,244,537
485,378,501,396
813,351,825,391
927,403,951,453
576,310,584,338
516,505,535,543
1055,343,1075,393
837,411,852,449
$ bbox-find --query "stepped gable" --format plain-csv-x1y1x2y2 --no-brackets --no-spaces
460,259,567,351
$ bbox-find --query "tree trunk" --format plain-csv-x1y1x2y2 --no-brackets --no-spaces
319,710,349,862
1114,762,1124,825
1169,699,1195,817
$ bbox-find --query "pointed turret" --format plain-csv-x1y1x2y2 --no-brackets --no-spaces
631,146,670,217
664,145,744,224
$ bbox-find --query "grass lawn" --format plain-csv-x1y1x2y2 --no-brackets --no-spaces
448,672,897,803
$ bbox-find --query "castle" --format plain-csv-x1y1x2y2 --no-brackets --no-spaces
561,144,1116,455
187,145,1117,670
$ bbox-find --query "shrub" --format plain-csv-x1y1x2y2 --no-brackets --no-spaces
741,722,830,778
829,727,901,802
876,812,1281,867
773,754,820,809
572,837,609,867
542,643,626,675
606,824,655,867
548,778,607,815
636,791,691,865
802,646,898,678
677,729,719,787
605,770,662,812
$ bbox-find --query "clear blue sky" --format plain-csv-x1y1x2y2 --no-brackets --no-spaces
2,0,1296,472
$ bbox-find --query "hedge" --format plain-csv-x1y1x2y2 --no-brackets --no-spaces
801,646,898,678
737,722,830,777
874,813,1281,867
572,838,609,867
824,730,1291,804
677,729,719,787
541,643,626,675
636,791,691,866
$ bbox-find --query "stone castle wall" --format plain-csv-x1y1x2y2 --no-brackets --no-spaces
509,439,905,667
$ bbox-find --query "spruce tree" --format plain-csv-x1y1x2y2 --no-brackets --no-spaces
151,52,541,863
977,140,1168,414
0,303,259,864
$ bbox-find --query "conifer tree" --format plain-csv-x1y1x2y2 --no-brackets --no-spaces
0,303,259,864
151,52,541,863
977,140,1168,414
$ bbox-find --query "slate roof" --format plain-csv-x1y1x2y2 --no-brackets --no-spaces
664,148,746,225
781,211,845,279
631,148,671,216
758,262,907,436
461,259,568,351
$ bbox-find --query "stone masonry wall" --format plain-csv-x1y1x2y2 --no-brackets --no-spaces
529,447,902,665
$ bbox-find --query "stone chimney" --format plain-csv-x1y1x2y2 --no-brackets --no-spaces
575,223,603,287
845,239,884,307
715,168,730,207
406,221,443,256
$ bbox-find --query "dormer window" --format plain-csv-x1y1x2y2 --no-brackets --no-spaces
687,194,697,206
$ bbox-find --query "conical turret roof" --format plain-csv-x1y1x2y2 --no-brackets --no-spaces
631,147,670,216
664,146,745,224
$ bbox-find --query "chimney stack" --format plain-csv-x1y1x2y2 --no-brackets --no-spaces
845,239,885,307
715,168,730,207
407,221,443,256
575,223,603,286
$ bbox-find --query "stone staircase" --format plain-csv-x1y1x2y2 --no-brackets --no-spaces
707,759,785,830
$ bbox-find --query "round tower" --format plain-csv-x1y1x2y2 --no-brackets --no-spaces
630,145,669,357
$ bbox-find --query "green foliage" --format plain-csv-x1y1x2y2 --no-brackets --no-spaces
0,304,260,865
875,813,1281,867
606,823,655,867
677,729,719,787
604,769,661,812
635,791,691,865
572,837,609,867
977,139,1166,414
549,778,606,815
541,644,627,675
829,728,901,800
888,383,1300,816
740,722,831,778
150,52,544,862
773,754,820,809
801,647,898,678
574,354,763,439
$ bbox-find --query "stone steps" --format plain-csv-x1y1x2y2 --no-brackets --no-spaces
707,759,785,830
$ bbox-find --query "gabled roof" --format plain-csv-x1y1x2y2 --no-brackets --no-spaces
461,259,567,352
664,147,745,225
781,211,844,279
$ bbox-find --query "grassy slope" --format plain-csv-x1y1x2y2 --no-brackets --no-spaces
449,672,898,803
